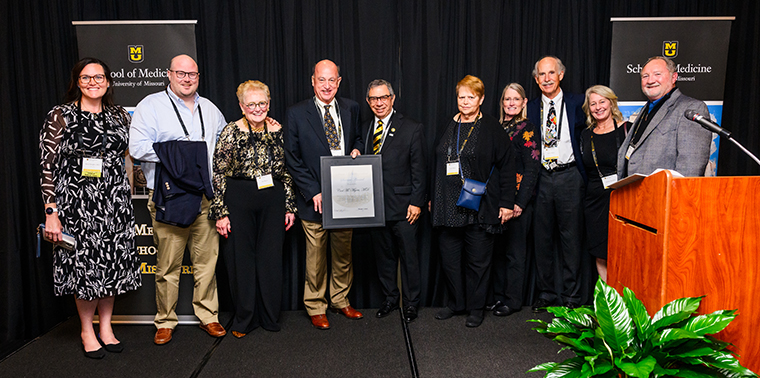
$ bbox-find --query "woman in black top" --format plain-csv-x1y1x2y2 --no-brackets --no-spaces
488,83,541,316
209,80,296,337
430,75,515,327
580,85,628,282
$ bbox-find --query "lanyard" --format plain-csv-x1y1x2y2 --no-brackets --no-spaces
166,89,205,140
455,112,480,158
540,98,565,143
590,120,620,179
244,118,274,175
76,102,107,157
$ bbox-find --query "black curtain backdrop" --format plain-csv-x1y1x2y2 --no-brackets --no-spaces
3,0,760,354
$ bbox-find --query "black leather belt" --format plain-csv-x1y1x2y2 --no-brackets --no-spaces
544,161,576,173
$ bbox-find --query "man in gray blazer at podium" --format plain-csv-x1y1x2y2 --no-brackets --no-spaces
618,56,712,178
363,79,426,323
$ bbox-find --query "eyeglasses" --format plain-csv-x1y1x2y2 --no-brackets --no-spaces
244,101,269,110
368,95,392,103
79,74,107,84
169,70,200,80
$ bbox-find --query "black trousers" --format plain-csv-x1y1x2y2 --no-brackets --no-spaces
222,177,285,333
533,167,584,305
370,219,421,308
491,200,534,309
438,225,494,312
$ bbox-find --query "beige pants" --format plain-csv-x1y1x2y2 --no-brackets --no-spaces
148,192,219,329
301,219,353,315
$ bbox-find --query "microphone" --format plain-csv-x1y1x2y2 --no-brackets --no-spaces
684,109,731,139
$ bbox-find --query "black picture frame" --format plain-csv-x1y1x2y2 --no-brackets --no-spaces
320,155,385,229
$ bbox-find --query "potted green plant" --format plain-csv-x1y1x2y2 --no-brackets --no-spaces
528,278,757,377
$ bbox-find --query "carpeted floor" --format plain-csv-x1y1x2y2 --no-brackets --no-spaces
0,308,570,377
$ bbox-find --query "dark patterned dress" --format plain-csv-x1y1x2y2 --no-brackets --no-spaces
208,121,296,333
39,103,142,301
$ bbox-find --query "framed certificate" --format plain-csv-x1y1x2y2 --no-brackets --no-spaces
320,155,385,229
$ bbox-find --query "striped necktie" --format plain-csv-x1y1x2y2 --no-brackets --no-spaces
373,120,384,154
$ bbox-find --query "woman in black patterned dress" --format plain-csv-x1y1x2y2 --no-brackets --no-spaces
40,58,141,359
209,80,296,338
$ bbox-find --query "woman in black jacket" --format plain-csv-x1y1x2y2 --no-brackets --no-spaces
430,75,515,327
488,83,541,317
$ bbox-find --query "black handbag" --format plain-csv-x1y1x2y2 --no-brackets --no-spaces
456,166,494,211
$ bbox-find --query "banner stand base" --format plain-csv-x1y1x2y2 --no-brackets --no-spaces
94,315,199,325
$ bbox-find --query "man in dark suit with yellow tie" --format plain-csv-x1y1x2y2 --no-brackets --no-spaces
284,60,365,330
364,79,426,323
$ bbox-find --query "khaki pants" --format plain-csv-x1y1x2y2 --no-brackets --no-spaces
148,192,219,329
301,219,353,315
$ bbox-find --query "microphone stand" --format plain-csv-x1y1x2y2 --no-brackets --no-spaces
725,135,760,167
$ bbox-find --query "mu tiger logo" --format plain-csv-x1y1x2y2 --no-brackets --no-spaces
128,45,144,63
662,41,678,58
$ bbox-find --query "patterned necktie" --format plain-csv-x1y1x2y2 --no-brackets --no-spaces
373,120,384,154
542,100,558,167
323,105,340,150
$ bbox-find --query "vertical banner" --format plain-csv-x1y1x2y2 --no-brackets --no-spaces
609,17,733,176
74,21,199,323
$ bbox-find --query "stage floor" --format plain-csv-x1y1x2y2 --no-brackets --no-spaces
0,307,569,377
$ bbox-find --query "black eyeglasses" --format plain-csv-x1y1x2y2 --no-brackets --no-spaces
244,101,269,110
368,95,392,103
79,74,107,84
169,70,200,80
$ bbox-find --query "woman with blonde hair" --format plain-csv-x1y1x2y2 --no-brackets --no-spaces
488,83,540,317
209,80,296,337
580,85,628,282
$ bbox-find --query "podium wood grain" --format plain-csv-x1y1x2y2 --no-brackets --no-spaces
608,171,760,372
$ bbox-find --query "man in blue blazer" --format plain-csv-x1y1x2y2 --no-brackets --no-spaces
284,60,365,330
526,56,587,312
363,79,426,323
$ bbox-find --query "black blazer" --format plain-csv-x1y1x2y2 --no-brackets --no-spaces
527,91,587,181
363,112,427,222
152,140,214,228
284,97,363,222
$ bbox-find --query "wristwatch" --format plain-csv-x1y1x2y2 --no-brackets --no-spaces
45,207,58,215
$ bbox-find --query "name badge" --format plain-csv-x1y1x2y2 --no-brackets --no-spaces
256,174,274,189
82,157,103,178
330,149,342,156
446,161,460,176
543,146,559,161
602,174,618,189
625,146,635,160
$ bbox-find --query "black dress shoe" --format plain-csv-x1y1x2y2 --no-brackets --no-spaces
485,300,504,312
532,298,552,313
83,346,105,359
493,304,519,317
403,306,418,323
465,310,484,328
435,307,455,320
564,302,579,309
98,337,123,353
376,301,399,318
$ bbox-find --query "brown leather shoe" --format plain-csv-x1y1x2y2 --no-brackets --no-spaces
154,328,173,345
199,322,227,337
333,305,363,319
231,331,246,338
310,314,330,330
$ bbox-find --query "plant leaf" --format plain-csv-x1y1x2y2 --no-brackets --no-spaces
547,318,582,334
616,355,657,378
564,311,595,329
623,286,653,340
651,296,703,330
652,363,680,377
654,328,702,347
702,351,756,374
528,361,557,372
554,335,598,355
672,346,723,358
594,278,634,351
683,310,737,336
546,357,585,378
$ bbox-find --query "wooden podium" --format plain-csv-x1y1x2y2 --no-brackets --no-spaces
608,170,760,371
